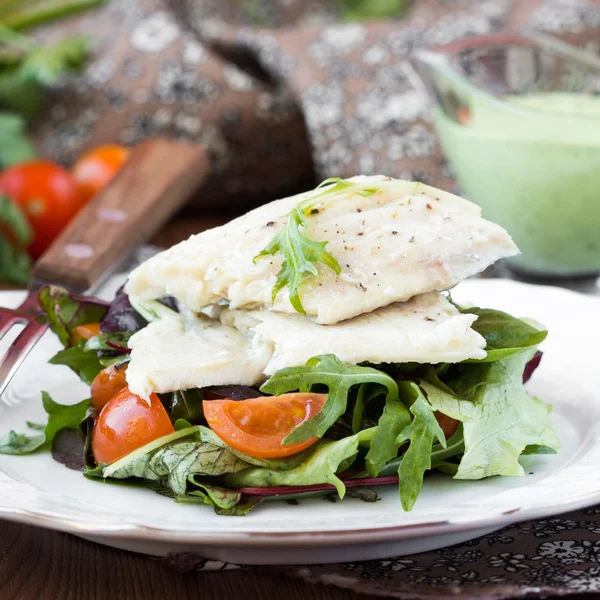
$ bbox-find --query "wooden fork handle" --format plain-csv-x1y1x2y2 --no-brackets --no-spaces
33,139,210,291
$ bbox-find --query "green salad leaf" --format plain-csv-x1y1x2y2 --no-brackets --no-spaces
38,285,108,347
178,483,262,515
0,392,88,455
159,389,205,425
394,394,446,511
260,354,399,444
224,428,376,498
422,349,560,479
49,343,104,384
84,331,134,352
103,427,251,495
461,307,547,362
364,380,412,476
374,426,465,477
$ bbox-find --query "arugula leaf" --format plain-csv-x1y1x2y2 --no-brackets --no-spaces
461,307,547,362
0,392,88,455
260,354,399,444
224,428,376,498
0,112,36,167
254,177,383,314
394,393,446,511
254,207,341,314
364,381,413,477
422,349,560,479
49,343,104,384
374,426,464,477
352,383,385,433
38,285,108,347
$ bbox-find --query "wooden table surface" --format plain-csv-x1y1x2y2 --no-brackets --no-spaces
0,218,591,600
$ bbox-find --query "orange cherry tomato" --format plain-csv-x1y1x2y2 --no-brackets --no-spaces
0,161,84,259
92,388,174,465
90,364,128,411
71,322,101,345
435,412,460,440
203,393,328,459
72,144,129,204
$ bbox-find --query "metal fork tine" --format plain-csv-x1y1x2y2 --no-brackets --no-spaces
0,312,20,339
0,321,47,399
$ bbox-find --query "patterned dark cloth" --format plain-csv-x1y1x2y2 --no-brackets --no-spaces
30,0,600,212
164,505,600,598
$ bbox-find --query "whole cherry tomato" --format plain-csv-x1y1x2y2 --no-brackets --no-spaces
203,392,327,459
90,363,128,411
72,144,129,204
92,388,174,465
0,161,83,259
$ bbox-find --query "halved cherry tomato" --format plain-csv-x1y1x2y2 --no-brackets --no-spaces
92,388,174,465
203,393,327,459
435,412,460,440
72,322,101,345
72,144,129,204
0,161,83,259
90,363,128,411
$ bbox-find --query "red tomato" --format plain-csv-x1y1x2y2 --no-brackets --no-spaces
435,412,460,440
72,144,129,204
0,161,83,259
203,393,327,459
90,364,128,411
71,322,101,345
92,389,174,465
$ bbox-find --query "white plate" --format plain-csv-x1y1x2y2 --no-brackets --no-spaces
0,278,599,565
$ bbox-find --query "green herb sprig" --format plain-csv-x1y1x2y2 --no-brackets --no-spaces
254,177,380,314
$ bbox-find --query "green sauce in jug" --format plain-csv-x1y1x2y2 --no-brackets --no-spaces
435,92,600,276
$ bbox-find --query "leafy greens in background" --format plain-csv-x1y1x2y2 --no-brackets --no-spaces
235,0,411,24
0,112,36,167
0,2,101,283
0,0,107,31
0,192,32,283
0,391,88,454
